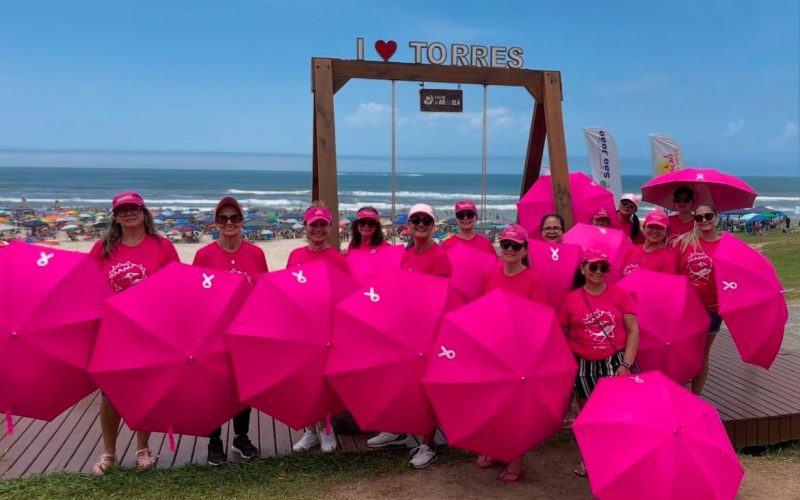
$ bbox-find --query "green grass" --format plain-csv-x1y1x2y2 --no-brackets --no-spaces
732,232,800,300
740,440,800,463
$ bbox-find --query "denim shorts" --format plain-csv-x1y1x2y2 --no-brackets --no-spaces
709,313,723,335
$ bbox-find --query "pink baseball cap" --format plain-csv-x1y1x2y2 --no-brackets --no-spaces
454,199,477,213
215,196,243,218
408,203,435,219
592,208,610,220
620,193,641,207
644,210,669,228
356,207,380,222
112,192,145,211
304,205,332,225
499,224,528,244
584,248,610,263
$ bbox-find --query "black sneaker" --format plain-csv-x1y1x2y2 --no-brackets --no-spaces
207,438,226,465
232,434,259,459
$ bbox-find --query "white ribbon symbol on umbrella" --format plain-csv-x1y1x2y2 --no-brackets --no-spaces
201,273,215,289
550,247,560,261
438,345,456,360
36,252,54,267
629,375,645,384
292,270,307,284
722,281,738,291
598,227,608,235
363,287,380,303
696,173,705,180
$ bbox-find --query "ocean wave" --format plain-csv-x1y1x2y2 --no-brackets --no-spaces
338,202,520,212
344,190,519,201
227,189,311,195
755,196,800,202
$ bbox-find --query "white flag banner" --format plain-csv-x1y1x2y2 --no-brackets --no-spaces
649,133,683,177
583,127,622,201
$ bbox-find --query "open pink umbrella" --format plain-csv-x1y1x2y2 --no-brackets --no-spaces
573,370,743,500
423,289,577,463
445,241,498,302
346,243,404,285
326,270,461,435
1,242,109,434
641,168,757,213
89,262,251,437
518,172,619,237
714,233,787,369
225,259,357,430
528,239,583,309
618,269,710,383
563,223,633,283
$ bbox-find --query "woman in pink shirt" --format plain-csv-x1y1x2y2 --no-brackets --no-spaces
668,187,696,244
193,196,268,465
347,206,390,252
616,194,644,244
559,248,639,477
621,210,678,277
441,199,496,255
89,192,179,475
540,214,566,243
673,203,723,395
289,203,347,454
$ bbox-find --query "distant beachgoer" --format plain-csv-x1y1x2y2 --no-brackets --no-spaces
590,208,611,227
667,187,695,244
673,203,723,396
617,194,644,244
540,213,565,243
88,192,179,476
193,196,268,465
441,199,496,255
621,210,677,276
289,202,347,454
784,216,791,233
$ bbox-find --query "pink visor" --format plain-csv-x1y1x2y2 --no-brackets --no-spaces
356,208,380,222
112,192,145,210
499,224,528,244
592,208,610,220
454,199,477,214
644,210,669,228
305,205,332,225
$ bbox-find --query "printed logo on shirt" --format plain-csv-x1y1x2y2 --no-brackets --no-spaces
228,267,253,284
622,263,639,277
108,261,147,292
582,309,616,349
685,251,712,284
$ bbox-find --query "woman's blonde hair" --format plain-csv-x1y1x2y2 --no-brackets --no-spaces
101,206,158,258
672,202,717,254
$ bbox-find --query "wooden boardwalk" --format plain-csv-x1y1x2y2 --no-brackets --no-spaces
1,330,798,479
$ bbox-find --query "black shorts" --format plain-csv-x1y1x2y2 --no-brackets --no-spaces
709,313,723,334
573,350,625,400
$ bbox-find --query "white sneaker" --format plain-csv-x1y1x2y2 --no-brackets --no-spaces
319,429,337,453
409,445,436,469
292,429,319,452
367,432,408,448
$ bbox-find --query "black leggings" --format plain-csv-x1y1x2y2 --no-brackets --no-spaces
208,408,252,439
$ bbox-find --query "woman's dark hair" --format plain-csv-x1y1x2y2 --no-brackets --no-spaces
623,213,641,240
350,206,385,249
673,187,694,200
572,266,586,289
540,213,566,232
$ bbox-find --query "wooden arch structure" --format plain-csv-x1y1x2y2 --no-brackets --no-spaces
311,58,574,245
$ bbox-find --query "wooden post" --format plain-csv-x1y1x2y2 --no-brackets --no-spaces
311,58,341,247
541,71,573,229
519,101,546,200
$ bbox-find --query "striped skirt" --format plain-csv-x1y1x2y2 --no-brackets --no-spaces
573,350,625,400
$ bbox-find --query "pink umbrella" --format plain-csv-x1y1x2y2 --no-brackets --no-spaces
617,269,710,383
641,168,757,213
573,370,743,500
225,259,357,430
326,270,461,435
714,233,787,369
518,172,619,237
1,242,110,433
89,262,251,437
346,243,404,285
562,223,633,283
445,241,498,302
423,289,577,463
528,239,583,309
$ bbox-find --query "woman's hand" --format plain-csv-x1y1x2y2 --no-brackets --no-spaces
615,366,631,377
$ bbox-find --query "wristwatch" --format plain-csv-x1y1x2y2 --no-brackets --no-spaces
620,361,633,370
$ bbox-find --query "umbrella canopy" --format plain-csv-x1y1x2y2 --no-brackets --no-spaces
89,262,251,436
518,172,619,237
528,239,584,310
423,289,577,462
346,244,405,285
21,220,47,228
61,224,80,231
1,242,110,427
714,233,787,369
291,223,304,230
641,168,757,213
617,269,709,383
225,259,357,430
445,242,499,302
573,371,743,500
326,270,462,435
562,223,633,284
0,223,16,232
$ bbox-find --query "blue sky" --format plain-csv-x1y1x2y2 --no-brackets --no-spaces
0,0,798,175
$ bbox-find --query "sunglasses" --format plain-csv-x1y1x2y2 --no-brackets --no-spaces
456,211,476,220
409,215,434,226
115,206,143,217
499,240,524,251
586,262,611,274
673,196,692,204
357,219,377,228
216,214,243,224
694,213,715,222
620,201,637,211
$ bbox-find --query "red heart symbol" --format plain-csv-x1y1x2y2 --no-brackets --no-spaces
375,40,397,61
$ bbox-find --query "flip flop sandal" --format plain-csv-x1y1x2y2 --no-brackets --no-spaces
92,454,116,476
498,468,525,483
474,455,498,469
136,448,155,470
573,461,588,477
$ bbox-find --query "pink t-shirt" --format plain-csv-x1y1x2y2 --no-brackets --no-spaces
621,245,678,277
401,243,452,277
286,246,349,275
193,240,269,284
677,238,722,312
559,285,635,361
480,264,547,304
442,234,496,256
618,216,645,245
90,235,180,292
668,215,695,244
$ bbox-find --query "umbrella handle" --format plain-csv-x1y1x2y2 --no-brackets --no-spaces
5,410,11,435
325,414,332,435
168,427,175,451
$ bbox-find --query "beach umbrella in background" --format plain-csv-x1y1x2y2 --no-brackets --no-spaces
285,218,299,224
0,223,16,232
1,242,110,432
573,371,743,500
423,289,577,463
528,239,584,310
291,223,304,230
713,233,787,369
21,220,47,228
61,224,80,232
225,259,357,430
445,242,499,302
89,262,250,438
618,269,709,383
563,223,632,283
326,270,462,435
518,172,619,237
641,168,757,213
394,214,409,225
346,243,404,285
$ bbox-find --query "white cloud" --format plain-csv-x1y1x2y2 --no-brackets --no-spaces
405,106,527,134
345,102,391,126
725,118,745,136
767,121,799,147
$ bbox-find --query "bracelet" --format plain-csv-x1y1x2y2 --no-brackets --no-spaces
619,361,633,370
